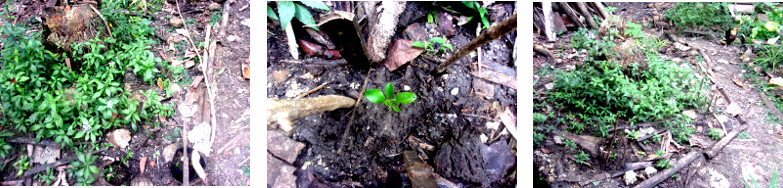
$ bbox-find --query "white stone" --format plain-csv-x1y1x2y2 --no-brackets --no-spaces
770,77,783,87
644,167,657,177
451,88,459,95
545,83,555,90
403,85,411,91
671,57,682,63
624,170,638,185
726,102,742,116
682,110,698,120
717,59,729,64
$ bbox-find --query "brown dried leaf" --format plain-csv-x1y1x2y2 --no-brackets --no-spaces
382,39,424,71
242,64,250,80
156,77,164,90
733,78,744,87
140,156,147,175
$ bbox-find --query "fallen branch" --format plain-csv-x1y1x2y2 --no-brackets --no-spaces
760,92,783,122
175,0,203,62
717,86,748,124
576,2,599,29
632,150,703,188
267,95,356,134
294,81,331,99
711,112,727,135
704,125,747,159
21,149,101,178
337,68,373,154
593,2,609,19
435,13,516,74
181,117,190,186
88,4,112,38
533,43,556,61
558,2,586,29
6,137,90,148
218,0,234,37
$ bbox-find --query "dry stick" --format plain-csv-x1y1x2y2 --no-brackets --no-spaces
704,125,746,159
711,112,727,134
558,2,586,29
336,68,374,154
204,25,219,154
181,119,190,186
218,0,234,37
435,13,516,74
295,81,331,99
576,2,599,29
717,87,748,124
593,2,609,18
88,4,113,38
632,150,702,188
175,0,203,62
760,92,783,122
6,137,90,148
533,43,556,62
605,114,619,168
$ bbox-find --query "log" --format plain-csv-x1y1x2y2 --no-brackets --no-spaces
729,4,755,14
542,2,556,42
704,125,747,159
558,2,586,29
533,43,556,61
576,2,599,29
632,150,703,188
267,95,356,134
435,13,516,73
760,92,783,123
593,2,609,18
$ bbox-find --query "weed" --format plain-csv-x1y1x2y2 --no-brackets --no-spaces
103,165,116,182
534,130,545,146
35,168,56,186
545,125,555,133
411,36,454,55
210,10,222,28
14,154,30,177
461,1,489,30
753,44,783,73
268,1,330,31
664,3,735,31
574,151,590,165
738,131,752,139
533,113,547,124
657,159,672,169
240,163,250,177
427,10,437,24
708,128,724,140
69,150,99,185
653,134,662,142
656,149,665,157
610,153,618,159
564,139,577,150
364,82,417,112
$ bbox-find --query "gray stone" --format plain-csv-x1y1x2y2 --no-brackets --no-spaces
268,154,297,188
268,130,305,164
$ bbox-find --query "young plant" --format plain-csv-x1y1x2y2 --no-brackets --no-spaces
533,130,545,146
708,128,724,140
35,168,56,186
364,82,417,112
427,10,438,24
268,1,330,31
461,1,489,29
103,165,115,182
14,155,30,177
411,37,454,54
574,151,590,165
533,113,547,124
70,150,99,186
656,159,672,169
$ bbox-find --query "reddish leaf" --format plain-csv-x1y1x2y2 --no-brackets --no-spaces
298,39,324,57
382,39,424,71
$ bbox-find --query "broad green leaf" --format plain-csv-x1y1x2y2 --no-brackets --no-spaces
277,1,296,30
267,4,279,20
411,41,426,48
429,37,446,45
75,131,85,139
462,1,475,9
384,99,392,108
395,92,417,104
77,153,85,163
479,7,489,29
427,12,434,23
294,3,319,30
384,83,394,100
300,1,330,10
364,89,385,103
392,103,401,112
444,44,454,51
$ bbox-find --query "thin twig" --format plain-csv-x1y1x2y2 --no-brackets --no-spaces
218,0,234,37
88,4,113,38
337,68,373,154
175,0,203,63
712,112,727,134
181,119,190,186
295,81,331,99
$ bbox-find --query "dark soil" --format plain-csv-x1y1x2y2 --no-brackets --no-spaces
103,161,130,186
0,0,250,186
267,1,517,187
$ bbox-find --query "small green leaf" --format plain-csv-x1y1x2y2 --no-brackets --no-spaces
429,37,446,45
392,103,401,112
294,3,319,30
384,83,394,100
364,89,385,103
395,92,417,104
277,1,296,30
462,1,475,9
267,4,279,20
444,44,454,51
427,12,434,23
299,1,330,10
411,41,426,48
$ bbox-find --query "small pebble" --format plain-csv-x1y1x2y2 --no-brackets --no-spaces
403,85,410,91
671,57,682,63
451,88,459,95
169,17,183,28
208,2,221,11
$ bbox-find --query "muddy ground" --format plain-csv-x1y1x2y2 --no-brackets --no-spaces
534,2,783,188
0,0,250,186
267,1,517,187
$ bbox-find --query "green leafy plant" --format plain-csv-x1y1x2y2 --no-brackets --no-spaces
364,82,417,112
708,128,724,140
564,139,577,150
427,10,438,24
738,131,752,139
103,165,116,182
35,168,56,186
14,155,30,177
533,113,547,124
411,36,454,54
664,2,735,31
610,153,618,159
574,151,590,165
268,1,330,31
70,151,99,186
657,159,672,169
534,130,545,146
461,1,489,29
753,44,783,73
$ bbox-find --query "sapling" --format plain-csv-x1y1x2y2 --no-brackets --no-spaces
365,83,417,112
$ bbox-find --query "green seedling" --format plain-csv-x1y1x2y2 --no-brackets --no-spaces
365,82,417,112
708,128,724,140
427,10,437,24
574,151,590,165
35,168,56,186
411,37,454,54
14,155,30,177
268,1,330,31
564,139,577,150
461,1,489,29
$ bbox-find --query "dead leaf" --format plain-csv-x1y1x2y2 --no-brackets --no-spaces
149,160,156,168
65,57,72,71
298,39,323,57
157,78,164,90
541,148,553,154
191,151,208,182
190,75,204,89
242,64,250,80
140,156,147,175
382,39,424,71
733,78,744,87
770,77,783,87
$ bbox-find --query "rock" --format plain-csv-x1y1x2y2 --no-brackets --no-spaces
268,154,297,188
553,135,563,144
184,60,195,69
32,145,60,165
770,77,783,87
403,85,411,91
435,134,491,187
717,59,729,64
169,83,183,96
644,167,657,177
267,130,305,164
682,110,698,120
674,42,691,51
208,2,221,11
450,88,459,95
106,129,132,150
671,57,682,63
624,170,638,185
227,35,239,42
544,83,555,90
482,140,515,182
690,50,700,56
474,79,495,99
716,114,729,124
726,102,742,116
162,144,180,164
741,54,751,62
169,17,183,28
130,175,154,186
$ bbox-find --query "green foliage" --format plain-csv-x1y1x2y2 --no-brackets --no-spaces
35,168,56,186
269,1,330,31
664,2,735,31
738,131,752,139
625,21,645,38
462,1,489,29
563,139,577,150
365,82,417,112
533,113,547,124
14,155,30,177
70,150,99,186
103,165,116,182
533,130,545,146
753,44,783,73
657,159,672,169
427,11,437,24
210,10,222,28
574,151,590,165
570,28,592,50
240,163,250,177
411,36,454,54
708,128,724,140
